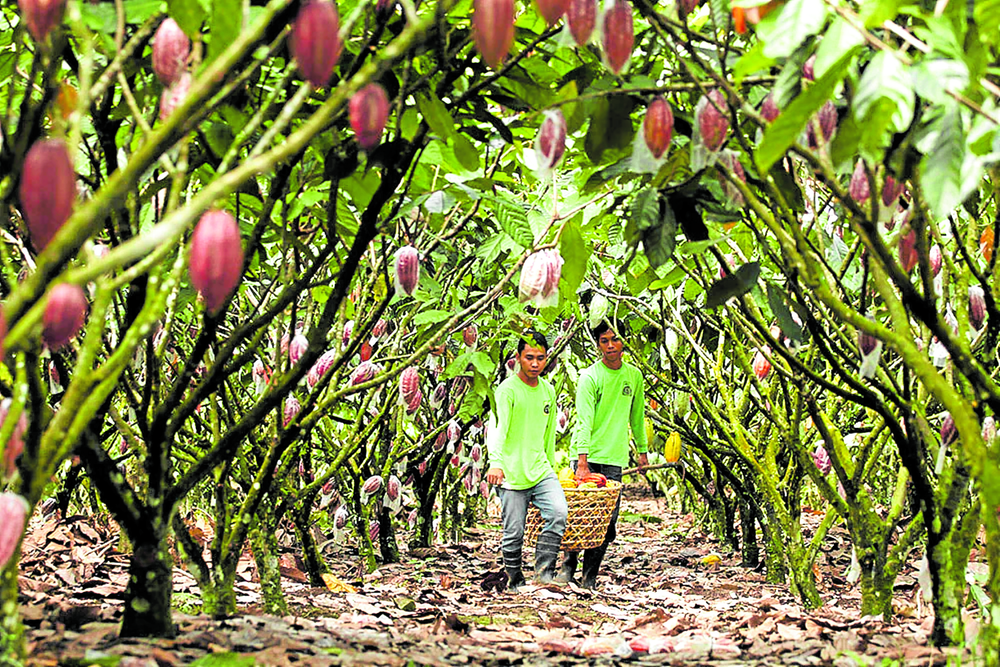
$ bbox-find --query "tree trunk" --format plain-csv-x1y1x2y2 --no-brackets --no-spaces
250,521,287,616
201,562,238,618
293,509,329,587
856,547,894,619
120,538,175,638
739,498,759,568
378,506,400,564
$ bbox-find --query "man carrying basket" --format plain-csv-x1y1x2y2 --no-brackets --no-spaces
557,320,648,589
486,331,567,592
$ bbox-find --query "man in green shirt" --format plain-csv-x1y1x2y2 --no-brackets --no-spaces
486,331,567,591
557,320,648,589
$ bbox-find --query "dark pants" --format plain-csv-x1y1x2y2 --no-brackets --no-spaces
575,462,623,545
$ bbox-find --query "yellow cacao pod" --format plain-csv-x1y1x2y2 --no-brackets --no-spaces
664,431,682,463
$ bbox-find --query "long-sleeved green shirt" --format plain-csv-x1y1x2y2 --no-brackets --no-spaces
486,375,557,490
571,361,647,467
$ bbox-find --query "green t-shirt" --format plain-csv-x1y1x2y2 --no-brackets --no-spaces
571,361,647,467
486,375,557,490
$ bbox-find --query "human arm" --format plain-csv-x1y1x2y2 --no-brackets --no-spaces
571,373,595,480
485,385,511,484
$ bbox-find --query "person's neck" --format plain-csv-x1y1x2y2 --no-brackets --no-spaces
601,357,623,371
517,371,539,387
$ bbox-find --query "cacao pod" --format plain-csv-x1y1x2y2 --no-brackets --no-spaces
430,382,449,409
289,332,308,365
1,399,28,478
291,0,342,88
981,228,995,262
802,55,816,81
566,0,597,46
812,444,832,475
283,396,301,426
881,175,903,208
463,323,478,348
717,151,746,208
807,100,837,148
664,431,681,463
159,71,191,122
189,210,244,315
433,431,448,452
307,349,337,388
969,285,986,331
643,96,673,160
752,349,771,380
350,83,390,150
898,228,918,273
518,251,548,303
19,138,76,251
342,320,354,347
557,410,568,433
152,18,190,86
0,492,29,569
759,93,780,123
334,505,348,529
362,475,383,495
253,358,269,393
469,444,482,463
696,90,729,152
418,459,429,475
982,416,996,444
322,479,335,495
406,389,422,413
940,413,957,447
678,0,700,17
472,0,515,69
394,245,420,296
447,420,461,444
359,340,373,361
386,474,401,501
601,1,633,75
849,159,870,205
407,508,419,527
349,360,376,386
480,480,490,498
399,366,419,402
369,518,380,542
535,0,569,25
372,318,388,339
17,0,65,42
42,283,87,350
858,326,879,357
929,245,942,277
535,109,567,172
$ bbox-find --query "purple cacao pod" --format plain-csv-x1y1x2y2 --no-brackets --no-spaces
349,360,376,386
418,459,429,476
463,324,478,348
362,475,383,495
480,480,490,498
289,332,308,365
42,283,87,350
697,90,729,152
152,18,190,86
433,431,447,452
334,505,348,529
812,444,832,475
519,251,548,303
291,0,342,88
760,93,780,123
159,71,191,122
557,410,568,433
19,138,76,251
601,1,633,74
718,151,746,207
447,420,461,444
386,474,401,501
535,109,567,172
929,245,942,277
941,413,957,447
189,210,243,315
308,349,337,388
283,396,301,427
802,55,816,82
898,228,918,273
395,245,420,296
1,399,28,478
473,0,515,69
542,249,563,300
399,366,420,402
882,175,903,208
643,96,674,159
407,508,419,527
350,83,390,150
430,382,449,409
969,285,986,331
17,0,65,42
535,0,569,25
372,318,387,339
859,327,879,357
369,518,380,542
405,389,423,414
469,444,482,463
0,492,29,569
566,0,597,46
807,101,837,149
342,320,354,347
849,160,870,205
322,479,335,495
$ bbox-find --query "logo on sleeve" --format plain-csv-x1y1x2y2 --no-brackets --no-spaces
622,386,632,396
543,403,551,414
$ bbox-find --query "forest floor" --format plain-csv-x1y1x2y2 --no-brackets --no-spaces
15,482,986,666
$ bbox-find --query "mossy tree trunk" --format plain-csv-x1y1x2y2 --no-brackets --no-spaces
250,519,287,616
120,535,175,637
1,561,24,666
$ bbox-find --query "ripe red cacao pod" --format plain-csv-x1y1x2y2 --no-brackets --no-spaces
433,431,448,452
430,382,449,409
898,228,918,273
760,93,780,123
469,444,482,463
473,0,515,70
372,318,387,339
17,0,65,42
697,90,729,152
42,283,87,350
400,366,420,403
189,210,244,315
395,245,420,296
812,444,832,475
969,285,986,331
152,18,190,86
349,360,376,386
350,83,390,151
334,505,348,529
566,0,597,46
159,71,191,122
369,518,380,542
535,0,569,25
308,349,337,388
283,395,301,427
881,175,903,208
601,1,633,75
463,324,478,348
289,332,308,365
752,349,771,380
807,100,837,148
940,413,957,447
643,96,674,160
405,389,423,413
359,340,373,362
291,0,342,88
535,109,567,172
386,475,401,501
19,138,76,251
0,492,29,569
929,245,942,277
362,475,383,495
557,409,568,432
849,159,870,205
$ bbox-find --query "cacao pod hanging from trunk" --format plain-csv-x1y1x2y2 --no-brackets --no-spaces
19,138,76,251
42,283,87,349
473,0,515,69
152,18,190,86
291,0,342,87
350,83,390,150
534,0,569,25
394,245,420,296
696,90,729,152
969,285,986,331
189,210,244,315
812,444,832,475
283,396,301,427
566,0,597,46
643,96,673,160
601,1,633,74
664,431,681,463
17,0,65,42
0,492,29,569
534,109,567,173
849,159,870,205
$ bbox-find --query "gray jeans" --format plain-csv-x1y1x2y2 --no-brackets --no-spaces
498,475,568,554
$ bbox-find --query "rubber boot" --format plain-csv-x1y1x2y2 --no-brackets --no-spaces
503,548,525,593
534,532,563,584
554,551,578,585
580,544,607,590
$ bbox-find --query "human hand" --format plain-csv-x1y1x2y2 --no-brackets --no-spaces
638,452,649,469
486,467,505,486
575,460,590,480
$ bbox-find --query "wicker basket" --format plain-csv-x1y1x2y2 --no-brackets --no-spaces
523,483,621,551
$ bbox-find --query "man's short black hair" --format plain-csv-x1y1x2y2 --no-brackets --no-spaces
517,330,549,354
590,320,614,342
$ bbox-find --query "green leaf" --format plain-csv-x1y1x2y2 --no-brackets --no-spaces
452,134,481,172
443,352,495,380
704,262,760,309
491,195,533,248
733,42,776,86
559,219,589,294
920,103,965,219
813,17,864,79
413,309,452,326
766,283,803,344
189,654,256,667
208,0,241,63
858,0,902,29
584,98,610,164
629,188,659,232
417,92,456,140
911,59,969,106
167,0,208,38
756,0,828,60
756,54,851,174
853,51,914,135
641,196,677,270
